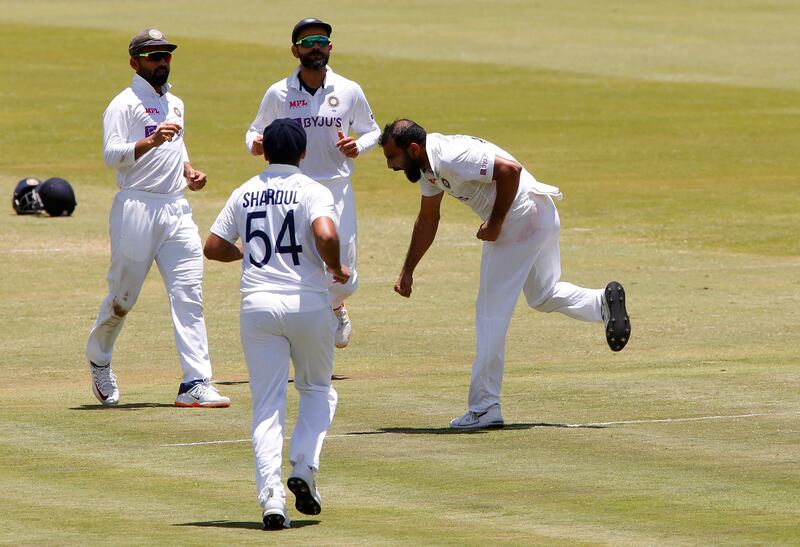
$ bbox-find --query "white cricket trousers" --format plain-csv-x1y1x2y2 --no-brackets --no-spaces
322,177,357,308
85,189,212,383
240,294,337,510
468,194,604,412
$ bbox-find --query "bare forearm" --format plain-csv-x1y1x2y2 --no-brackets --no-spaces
315,233,341,269
489,170,520,225
204,234,242,262
312,217,342,268
402,215,439,275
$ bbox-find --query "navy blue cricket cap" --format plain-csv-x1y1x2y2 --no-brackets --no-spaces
262,119,307,164
291,18,332,43
129,29,177,56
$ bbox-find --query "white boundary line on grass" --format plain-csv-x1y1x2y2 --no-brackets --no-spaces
159,411,799,447
565,411,800,428
161,434,351,447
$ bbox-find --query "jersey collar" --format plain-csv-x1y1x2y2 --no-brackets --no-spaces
131,73,171,97
289,65,336,93
263,163,303,176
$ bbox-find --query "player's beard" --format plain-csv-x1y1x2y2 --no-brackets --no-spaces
403,151,424,182
299,50,329,70
139,65,170,88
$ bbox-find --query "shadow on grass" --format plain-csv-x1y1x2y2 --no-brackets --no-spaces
174,519,320,530
69,402,175,410
216,375,349,385
345,422,606,435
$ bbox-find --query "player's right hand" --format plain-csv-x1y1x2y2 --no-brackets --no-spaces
150,123,182,146
328,264,351,285
394,272,413,298
251,135,264,156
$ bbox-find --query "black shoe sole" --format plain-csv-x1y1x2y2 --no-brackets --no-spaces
263,512,285,530
605,282,631,352
287,477,321,516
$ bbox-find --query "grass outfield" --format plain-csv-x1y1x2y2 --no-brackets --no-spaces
1,2,799,545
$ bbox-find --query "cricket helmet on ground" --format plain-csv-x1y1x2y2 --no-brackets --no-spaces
12,177,44,214
38,177,77,217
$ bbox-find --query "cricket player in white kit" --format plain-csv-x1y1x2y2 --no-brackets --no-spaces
245,18,380,348
380,119,631,430
205,119,349,530
85,29,229,408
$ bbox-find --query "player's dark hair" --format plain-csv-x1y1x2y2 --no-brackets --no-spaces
379,119,426,149
262,119,307,165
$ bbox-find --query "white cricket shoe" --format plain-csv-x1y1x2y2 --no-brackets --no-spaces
602,281,631,352
89,362,119,406
262,488,291,530
449,404,504,430
287,462,322,516
334,306,352,348
174,381,230,408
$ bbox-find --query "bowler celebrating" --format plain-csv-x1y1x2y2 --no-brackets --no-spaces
380,119,631,430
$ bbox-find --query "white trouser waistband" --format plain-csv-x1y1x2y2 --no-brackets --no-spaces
117,188,185,201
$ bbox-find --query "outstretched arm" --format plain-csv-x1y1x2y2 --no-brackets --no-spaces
395,192,444,298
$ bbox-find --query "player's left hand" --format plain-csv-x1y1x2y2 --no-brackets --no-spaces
185,167,207,191
336,131,359,158
476,220,502,241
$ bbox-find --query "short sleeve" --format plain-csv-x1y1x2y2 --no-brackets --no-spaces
306,183,336,224
419,180,444,197
210,191,241,244
445,140,495,184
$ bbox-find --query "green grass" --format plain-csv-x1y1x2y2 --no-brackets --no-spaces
1,2,799,545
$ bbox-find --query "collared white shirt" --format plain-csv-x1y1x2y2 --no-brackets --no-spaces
102,74,189,194
419,133,562,220
245,66,380,183
211,163,336,298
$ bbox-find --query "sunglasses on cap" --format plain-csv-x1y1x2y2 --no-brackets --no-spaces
135,51,173,62
294,35,330,48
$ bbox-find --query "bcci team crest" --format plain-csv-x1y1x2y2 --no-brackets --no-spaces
148,29,164,39
327,96,340,108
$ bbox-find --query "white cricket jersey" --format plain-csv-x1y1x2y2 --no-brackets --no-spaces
419,133,562,220
211,163,336,299
245,66,380,183
102,74,190,194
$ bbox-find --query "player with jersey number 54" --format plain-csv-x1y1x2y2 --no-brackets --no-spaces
205,118,349,529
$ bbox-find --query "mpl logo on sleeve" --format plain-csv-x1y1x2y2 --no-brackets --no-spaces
479,154,489,176
289,99,308,109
